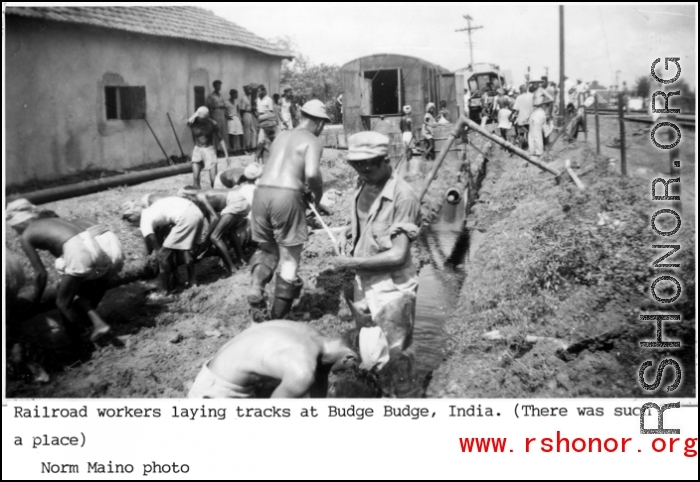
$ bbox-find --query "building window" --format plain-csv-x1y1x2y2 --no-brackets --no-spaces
105,86,146,120
194,86,206,111
362,69,402,116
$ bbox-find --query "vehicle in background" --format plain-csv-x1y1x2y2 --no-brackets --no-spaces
455,63,508,123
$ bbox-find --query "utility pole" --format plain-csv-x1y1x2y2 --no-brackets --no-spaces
615,70,621,91
456,14,483,69
545,66,549,79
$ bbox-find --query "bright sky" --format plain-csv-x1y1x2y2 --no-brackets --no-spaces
203,2,697,91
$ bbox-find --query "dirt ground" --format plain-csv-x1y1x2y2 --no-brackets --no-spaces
428,115,696,398
6,116,697,398
5,147,450,398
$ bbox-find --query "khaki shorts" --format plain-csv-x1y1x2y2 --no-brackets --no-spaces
250,185,308,247
221,190,250,216
163,204,205,250
188,359,255,399
191,145,217,170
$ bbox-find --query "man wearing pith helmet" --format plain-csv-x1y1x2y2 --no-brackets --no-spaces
247,99,330,320
330,131,422,396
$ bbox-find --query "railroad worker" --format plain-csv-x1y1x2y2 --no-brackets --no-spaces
497,101,513,142
205,80,230,154
463,86,471,114
510,84,534,149
188,320,378,398
213,166,255,189
330,131,422,361
279,88,294,131
181,163,262,273
187,106,229,190
400,105,414,161
240,85,256,153
71,218,124,279
6,199,114,346
528,94,553,158
140,196,206,294
256,85,278,143
422,102,437,161
247,99,330,320
225,89,244,156
436,100,451,124
256,121,279,166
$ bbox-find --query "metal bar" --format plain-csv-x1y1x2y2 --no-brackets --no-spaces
167,113,186,157
595,94,600,155
618,92,627,176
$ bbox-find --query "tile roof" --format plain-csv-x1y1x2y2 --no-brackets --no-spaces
6,6,293,58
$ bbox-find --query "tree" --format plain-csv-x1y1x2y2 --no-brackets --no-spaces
271,36,343,123
635,76,651,98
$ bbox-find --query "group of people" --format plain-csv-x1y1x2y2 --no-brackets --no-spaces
7,98,424,399
201,80,301,161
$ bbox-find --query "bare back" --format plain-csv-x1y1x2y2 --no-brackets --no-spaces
258,129,323,190
23,218,83,258
209,321,324,387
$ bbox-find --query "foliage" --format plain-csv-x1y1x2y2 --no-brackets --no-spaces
271,36,343,124
634,76,651,98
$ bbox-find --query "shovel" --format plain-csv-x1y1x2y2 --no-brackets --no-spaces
143,116,173,165
167,113,191,164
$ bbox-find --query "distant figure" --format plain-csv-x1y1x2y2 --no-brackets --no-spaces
187,106,228,189
497,103,513,142
240,85,256,153
511,85,534,149
337,93,343,123
256,85,278,144
480,88,491,128
436,100,451,123
529,94,552,157
7,200,114,348
187,320,374,398
279,88,294,131
206,80,229,155
247,99,330,320
256,122,279,166
225,89,244,155
140,196,206,294
463,86,471,114
400,105,414,160
422,102,437,160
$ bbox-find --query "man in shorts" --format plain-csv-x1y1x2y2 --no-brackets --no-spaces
6,199,114,348
330,131,422,397
140,196,206,294
188,320,376,398
180,163,262,273
248,99,330,320
399,105,414,162
187,106,229,190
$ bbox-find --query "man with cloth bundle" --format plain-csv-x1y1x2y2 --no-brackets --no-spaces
6,199,115,349
187,106,229,190
330,131,422,397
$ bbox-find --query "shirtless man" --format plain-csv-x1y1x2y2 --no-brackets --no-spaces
188,320,371,398
6,199,113,347
181,163,262,273
248,99,330,320
187,106,229,190
140,196,205,293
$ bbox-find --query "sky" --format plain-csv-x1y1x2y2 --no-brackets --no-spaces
202,2,697,91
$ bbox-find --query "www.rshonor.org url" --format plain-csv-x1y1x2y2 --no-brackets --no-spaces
459,432,697,456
